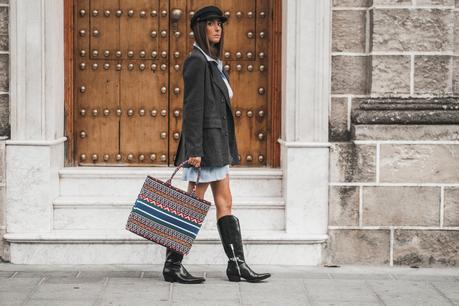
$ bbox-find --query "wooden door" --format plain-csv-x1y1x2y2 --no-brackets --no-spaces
72,0,277,167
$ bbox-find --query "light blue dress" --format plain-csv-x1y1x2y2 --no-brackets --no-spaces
182,164,230,183
182,44,233,183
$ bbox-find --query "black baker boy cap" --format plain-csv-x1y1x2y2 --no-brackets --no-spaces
190,6,228,28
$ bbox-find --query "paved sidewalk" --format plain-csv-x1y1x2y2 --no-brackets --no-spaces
0,263,459,306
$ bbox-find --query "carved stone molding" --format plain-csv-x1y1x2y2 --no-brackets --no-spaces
352,98,459,125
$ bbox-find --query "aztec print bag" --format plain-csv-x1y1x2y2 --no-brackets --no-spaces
125,160,211,255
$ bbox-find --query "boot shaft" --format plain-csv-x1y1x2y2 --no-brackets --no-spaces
217,215,245,262
165,248,184,264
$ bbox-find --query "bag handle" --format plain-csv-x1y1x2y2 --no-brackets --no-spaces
165,160,201,195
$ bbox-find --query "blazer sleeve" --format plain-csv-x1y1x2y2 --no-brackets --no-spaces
182,55,206,158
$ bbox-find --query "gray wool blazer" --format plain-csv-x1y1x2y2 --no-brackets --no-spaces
174,47,241,168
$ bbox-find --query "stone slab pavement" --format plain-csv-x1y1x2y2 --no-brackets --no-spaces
0,263,459,306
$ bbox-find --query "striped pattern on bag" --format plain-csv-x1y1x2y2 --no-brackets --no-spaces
126,175,211,255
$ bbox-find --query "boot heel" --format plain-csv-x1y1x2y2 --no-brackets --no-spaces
163,274,176,282
227,274,241,282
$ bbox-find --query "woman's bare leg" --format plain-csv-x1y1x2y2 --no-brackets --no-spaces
187,181,209,199
210,174,232,219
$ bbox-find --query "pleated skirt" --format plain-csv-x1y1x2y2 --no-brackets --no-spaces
182,164,230,183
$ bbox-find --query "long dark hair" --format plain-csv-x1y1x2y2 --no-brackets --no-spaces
192,19,224,60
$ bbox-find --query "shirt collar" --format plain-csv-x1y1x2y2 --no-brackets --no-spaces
193,43,223,71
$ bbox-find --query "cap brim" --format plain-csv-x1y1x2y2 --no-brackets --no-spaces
200,14,228,23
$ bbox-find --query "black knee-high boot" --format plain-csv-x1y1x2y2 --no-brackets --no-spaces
217,215,271,282
162,248,205,284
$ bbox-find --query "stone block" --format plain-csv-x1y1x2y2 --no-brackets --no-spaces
30,281,104,301
100,279,170,305
333,0,373,7
380,144,459,183
0,35,8,51
0,140,4,184
352,125,459,141
0,186,5,225
373,0,411,5
369,279,453,305
371,56,411,95
0,7,7,36
329,97,350,142
444,187,459,226
452,57,459,94
329,186,360,226
0,54,7,92
332,56,371,94
333,10,367,52
304,279,382,304
0,278,41,306
362,186,440,226
326,229,391,264
417,0,455,5
431,282,459,303
415,55,452,95
372,9,454,52
240,281,309,305
455,11,459,52
0,95,9,136
394,229,459,266
330,143,376,182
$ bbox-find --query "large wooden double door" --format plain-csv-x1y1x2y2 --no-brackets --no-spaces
70,0,280,167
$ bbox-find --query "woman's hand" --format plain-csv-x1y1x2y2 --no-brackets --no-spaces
188,156,202,168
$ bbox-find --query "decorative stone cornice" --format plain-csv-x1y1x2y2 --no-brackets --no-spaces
352,98,459,125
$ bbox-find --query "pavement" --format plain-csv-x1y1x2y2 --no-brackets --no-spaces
0,263,459,306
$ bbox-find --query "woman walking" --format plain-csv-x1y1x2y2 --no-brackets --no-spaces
164,5,271,284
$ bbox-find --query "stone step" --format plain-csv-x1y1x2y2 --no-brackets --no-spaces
4,230,328,265
52,196,286,231
58,167,283,198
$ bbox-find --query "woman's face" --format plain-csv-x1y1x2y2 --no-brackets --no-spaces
206,19,222,44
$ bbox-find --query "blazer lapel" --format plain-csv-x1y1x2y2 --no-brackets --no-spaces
209,62,231,107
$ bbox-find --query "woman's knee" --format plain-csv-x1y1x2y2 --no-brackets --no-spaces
210,176,232,211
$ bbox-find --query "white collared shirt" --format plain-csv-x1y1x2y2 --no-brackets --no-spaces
193,43,233,99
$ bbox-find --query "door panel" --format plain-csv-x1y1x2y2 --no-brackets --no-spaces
74,0,273,167
90,0,120,59
119,0,160,60
216,0,256,61
75,60,120,164
119,60,168,164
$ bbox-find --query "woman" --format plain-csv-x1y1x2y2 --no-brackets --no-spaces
165,5,271,284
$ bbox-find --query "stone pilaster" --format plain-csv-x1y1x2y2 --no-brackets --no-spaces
0,136,6,261
5,0,65,237
0,0,8,261
280,0,331,236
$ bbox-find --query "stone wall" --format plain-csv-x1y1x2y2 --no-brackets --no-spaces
0,0,8,262
327,0,459,266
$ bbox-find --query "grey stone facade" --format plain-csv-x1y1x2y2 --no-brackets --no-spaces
1,0,458,266
327,0,459,266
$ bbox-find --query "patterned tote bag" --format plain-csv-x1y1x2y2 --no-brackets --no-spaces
125,161,211,255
